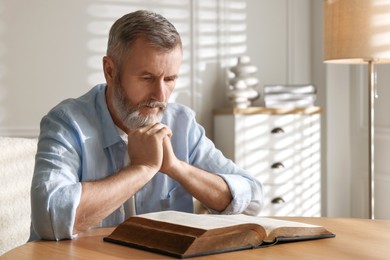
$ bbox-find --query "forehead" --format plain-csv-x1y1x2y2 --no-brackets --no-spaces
123,38,183,74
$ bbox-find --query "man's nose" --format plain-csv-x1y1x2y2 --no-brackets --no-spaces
153,80,166,101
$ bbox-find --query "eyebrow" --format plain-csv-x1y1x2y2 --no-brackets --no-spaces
139,71,179,79
165,75,179,80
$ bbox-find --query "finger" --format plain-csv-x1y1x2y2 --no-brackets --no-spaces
127,123,157,135
157,123,172,137
146,123,172,136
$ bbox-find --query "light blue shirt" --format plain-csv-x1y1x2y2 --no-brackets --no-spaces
30,84,263,240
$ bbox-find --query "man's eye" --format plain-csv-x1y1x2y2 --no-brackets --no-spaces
165,76,177,82
142,76,153,81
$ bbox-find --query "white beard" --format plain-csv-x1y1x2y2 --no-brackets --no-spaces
111,82,166,129
123,109,164,129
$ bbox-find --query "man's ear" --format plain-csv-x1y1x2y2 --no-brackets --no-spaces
103,56,116,85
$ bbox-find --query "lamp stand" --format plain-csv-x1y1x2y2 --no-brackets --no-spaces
368,60,375,220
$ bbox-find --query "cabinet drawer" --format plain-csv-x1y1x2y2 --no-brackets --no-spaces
259,183,321,217
243,148,317,184
242,114,318,150
213,109,321,217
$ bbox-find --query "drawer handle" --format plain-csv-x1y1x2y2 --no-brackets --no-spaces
271,127,285,134
271,162,285,169
271,197,285,204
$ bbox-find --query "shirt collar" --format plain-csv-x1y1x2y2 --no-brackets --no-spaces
116,125,128,144
95,84,123,149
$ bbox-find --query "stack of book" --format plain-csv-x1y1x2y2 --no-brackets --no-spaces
263,84,317,108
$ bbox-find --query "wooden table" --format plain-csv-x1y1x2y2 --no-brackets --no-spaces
2,217,390,259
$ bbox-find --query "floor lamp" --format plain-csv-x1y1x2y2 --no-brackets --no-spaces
324,0,390,219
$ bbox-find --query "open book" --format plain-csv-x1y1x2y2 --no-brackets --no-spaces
103,211,335,258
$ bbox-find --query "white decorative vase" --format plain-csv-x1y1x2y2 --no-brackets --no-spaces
227,80,259,108
227,56,259,108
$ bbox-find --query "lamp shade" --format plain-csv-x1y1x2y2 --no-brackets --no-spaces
324,0,390,64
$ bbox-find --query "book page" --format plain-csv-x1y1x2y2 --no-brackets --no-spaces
208,214,321,235
136,211,320,234
137,211,250,230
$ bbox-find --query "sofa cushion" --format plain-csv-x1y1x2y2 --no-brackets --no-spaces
0,137,37,255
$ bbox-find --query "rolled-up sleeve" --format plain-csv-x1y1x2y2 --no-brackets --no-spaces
31,112,82,240
215,172,263,215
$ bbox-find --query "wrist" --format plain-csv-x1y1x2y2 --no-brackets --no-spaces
124,164,158,177
164,160,185,178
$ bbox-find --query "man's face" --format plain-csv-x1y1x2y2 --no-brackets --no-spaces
107,37,182,130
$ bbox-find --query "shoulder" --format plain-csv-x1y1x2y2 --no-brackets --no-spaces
163,103,196,122
162,103,200,133
46,84,105,120
162,103,206,140
40,85,109,138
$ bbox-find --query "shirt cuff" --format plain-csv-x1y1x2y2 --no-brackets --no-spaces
49,183,82,240
208,173,254,215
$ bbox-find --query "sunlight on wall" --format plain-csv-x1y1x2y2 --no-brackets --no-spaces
194,1,248,75
219,0,248,60
85,0,247,110
193,0,247,111
86,0,192,106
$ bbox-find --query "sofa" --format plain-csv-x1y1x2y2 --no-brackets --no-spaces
0,137,37,255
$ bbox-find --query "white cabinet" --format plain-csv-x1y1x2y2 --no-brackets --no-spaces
214,107,321,217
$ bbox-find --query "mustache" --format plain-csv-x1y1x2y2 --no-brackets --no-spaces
133,100,167,111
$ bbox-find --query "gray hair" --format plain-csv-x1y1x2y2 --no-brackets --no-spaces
106,10,182,71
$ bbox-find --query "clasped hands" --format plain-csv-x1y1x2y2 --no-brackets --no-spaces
127,122,179,176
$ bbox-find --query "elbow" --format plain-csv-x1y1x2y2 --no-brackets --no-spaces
244,199,264,216
31,188,56,240
30,185,78,241
244,183,264,216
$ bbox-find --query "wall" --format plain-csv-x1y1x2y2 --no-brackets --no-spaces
246,0,311,101
0,1,96,136
325,64,352,217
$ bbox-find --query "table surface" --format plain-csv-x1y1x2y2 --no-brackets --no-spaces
2,217,390,260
